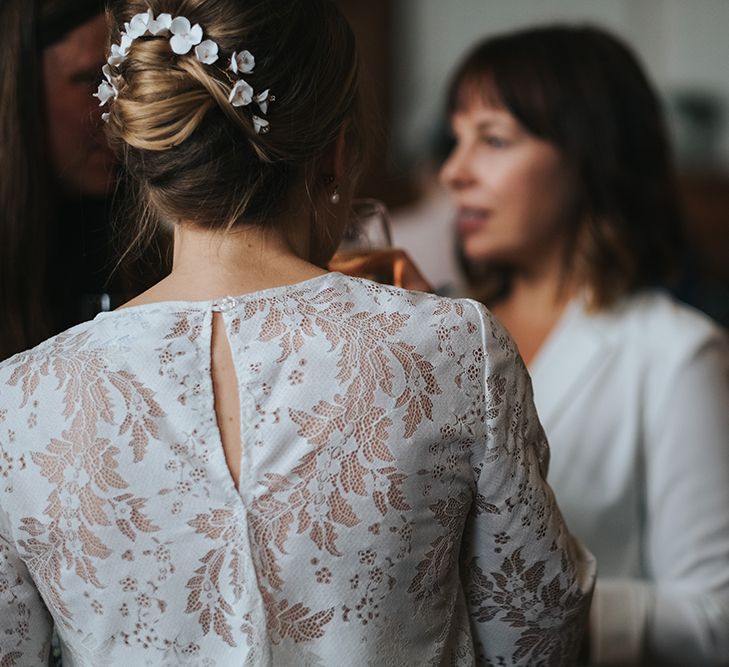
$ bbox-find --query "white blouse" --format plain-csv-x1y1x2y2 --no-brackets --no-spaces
530,290,729,666
0,273,595,666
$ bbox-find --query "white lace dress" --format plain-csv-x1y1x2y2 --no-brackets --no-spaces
0,273,594,666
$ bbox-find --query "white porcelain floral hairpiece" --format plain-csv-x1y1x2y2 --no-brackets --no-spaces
95,9,274,134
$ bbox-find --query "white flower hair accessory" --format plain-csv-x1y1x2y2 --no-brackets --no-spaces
94,64,119,106
229,50,255,75
108,33,133,67
169,16,203,55
252,116,269,134
254,89,271,114
148,11,173,35
229,79,254,107
124,11,150,39
97,10,274,134
194,40,219,65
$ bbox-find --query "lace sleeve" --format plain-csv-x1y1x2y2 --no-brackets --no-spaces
0,506,53,666
460,300,596,665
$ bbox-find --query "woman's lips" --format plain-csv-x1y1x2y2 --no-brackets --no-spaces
455,208,490,235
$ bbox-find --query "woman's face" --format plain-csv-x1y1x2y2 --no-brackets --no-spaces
43,14,116,198
440,100,575,273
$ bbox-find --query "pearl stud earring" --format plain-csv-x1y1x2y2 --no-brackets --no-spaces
325,175,340,205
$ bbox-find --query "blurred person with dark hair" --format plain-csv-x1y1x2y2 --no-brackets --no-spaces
441,24,729,666
0,0,161,361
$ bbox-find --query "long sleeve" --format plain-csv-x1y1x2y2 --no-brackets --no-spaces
461,302,596,665
591,332,729,666
0,506,53,666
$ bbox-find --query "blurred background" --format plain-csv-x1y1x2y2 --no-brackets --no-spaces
336,0,729,319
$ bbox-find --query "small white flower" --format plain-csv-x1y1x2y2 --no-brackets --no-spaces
94,80,118,106
228,79,254,107
228,50,255,75
254,89,271,114
194,39,219,65
102,64,114,83
169,16,203,55
107,33,134,66
101,112,111,123
148,12,172,36
107,47,124,67
125,11,149,39
252,115,270,134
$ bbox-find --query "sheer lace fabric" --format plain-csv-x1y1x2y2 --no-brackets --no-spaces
0,274,594,665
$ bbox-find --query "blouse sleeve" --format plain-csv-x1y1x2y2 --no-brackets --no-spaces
0,506,53,666
460,301,596,665
591,331,729,666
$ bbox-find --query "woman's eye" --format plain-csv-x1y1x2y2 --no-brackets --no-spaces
480,135,507,148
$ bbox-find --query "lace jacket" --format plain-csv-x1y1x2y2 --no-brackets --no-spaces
0,273,594,666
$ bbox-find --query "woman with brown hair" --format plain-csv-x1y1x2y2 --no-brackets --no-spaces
0,2,594,664
0,1,109,360
0,0,165,362
441,24,729,665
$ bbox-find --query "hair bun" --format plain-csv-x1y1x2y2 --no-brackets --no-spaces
105,0,361,240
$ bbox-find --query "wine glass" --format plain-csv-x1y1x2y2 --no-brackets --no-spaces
339,198,392,250
329,198,396,283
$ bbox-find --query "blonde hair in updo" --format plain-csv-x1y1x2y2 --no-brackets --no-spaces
104,0,361,249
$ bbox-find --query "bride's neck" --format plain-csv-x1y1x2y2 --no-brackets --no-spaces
172,221,324,292
120,218,325,309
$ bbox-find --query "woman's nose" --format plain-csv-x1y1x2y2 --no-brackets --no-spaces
439,145,474,191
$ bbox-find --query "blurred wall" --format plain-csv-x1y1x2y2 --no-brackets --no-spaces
392,0,729,171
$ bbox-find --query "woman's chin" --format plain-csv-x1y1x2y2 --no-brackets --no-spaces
462,240,501,265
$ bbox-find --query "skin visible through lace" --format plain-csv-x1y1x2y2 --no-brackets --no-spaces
211,312,242,490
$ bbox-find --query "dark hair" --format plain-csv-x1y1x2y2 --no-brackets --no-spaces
0,0,118,360
105,0,362,253
0,0,53,360
0,0,178,360
448,24,685,308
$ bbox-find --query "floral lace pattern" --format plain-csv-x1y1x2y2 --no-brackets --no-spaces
0,273,594,665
